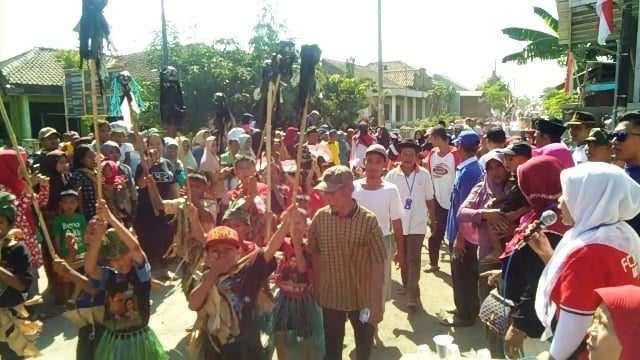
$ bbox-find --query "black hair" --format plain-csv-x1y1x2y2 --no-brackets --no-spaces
486,127,506,144
461,142,480,154
431,126,448,141
73,144,94,170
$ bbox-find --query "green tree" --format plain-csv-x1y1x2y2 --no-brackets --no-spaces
53,49,81,69
314,69,373,129
501,6,612,73
426,81,456,115
502,7,566,64
477,72,512,112
541,88,578,118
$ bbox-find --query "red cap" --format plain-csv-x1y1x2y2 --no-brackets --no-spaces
205,226,240,249
594,285,640,360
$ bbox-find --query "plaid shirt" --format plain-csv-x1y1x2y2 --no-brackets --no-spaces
308,202,386,311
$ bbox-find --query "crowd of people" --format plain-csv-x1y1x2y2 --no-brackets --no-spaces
0,108,638,360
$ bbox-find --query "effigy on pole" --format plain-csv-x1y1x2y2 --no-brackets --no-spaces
292,45,321,202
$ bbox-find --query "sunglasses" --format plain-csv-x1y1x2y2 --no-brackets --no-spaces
611,131,640,142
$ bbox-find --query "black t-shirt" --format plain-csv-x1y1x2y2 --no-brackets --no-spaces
0,242,32,307
135,158,177,218
217,251,276,331
100,260,151,332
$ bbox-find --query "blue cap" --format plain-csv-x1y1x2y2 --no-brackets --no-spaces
454,130,480,148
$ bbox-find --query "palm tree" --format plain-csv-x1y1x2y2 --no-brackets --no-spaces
502,7,567,64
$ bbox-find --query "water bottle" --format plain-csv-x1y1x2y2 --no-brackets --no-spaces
359,307,370,323
446,343,460,360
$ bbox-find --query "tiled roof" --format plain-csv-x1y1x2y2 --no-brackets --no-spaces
322,58,402,88
108,52,158,84
383,70,418,88
365,61,415,71
0,47,64,87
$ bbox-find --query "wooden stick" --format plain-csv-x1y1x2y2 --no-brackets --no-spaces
0,95,59,260
88,59,103,200
126,99,161,216
256,81,281,167
291,98,310,202
264,80,276,243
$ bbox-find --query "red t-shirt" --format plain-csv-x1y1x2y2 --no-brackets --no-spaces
308,190,327,218
551,244,640,315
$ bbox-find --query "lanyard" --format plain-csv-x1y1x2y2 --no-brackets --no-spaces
403,171,417,197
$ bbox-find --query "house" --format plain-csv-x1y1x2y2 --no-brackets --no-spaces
556,0,640,115
0,47,155,143
0,47,65,146
323,59,481,126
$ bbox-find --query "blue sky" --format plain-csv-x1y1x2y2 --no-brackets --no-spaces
0,0,566,97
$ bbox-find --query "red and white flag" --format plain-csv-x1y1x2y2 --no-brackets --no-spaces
564,51,576,95
596,0,614,45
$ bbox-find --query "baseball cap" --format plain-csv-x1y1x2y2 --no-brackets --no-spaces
39,127,60,140
227,127,245,142
60,189,80,198
314,165,354,193
585,128,611,145
454,130,481,148
205,226,241,249
566,111,597,126
110,120,130,134
365,144,388,159
618,110,640,122
305,126,319,135
498,141,532,158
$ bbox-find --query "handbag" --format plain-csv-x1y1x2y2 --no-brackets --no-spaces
479,288,514,337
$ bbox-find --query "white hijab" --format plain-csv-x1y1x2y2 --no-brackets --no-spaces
536,162,640,327
200,136,220,175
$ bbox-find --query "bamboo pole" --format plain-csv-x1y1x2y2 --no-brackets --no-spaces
0,95,59,260
291,98,310,202
88,60,103,200
126,99,161,216
264,80,276,243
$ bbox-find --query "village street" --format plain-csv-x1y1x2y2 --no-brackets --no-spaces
37,242,489,359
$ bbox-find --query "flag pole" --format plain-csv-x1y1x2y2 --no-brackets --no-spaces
0,95,59,260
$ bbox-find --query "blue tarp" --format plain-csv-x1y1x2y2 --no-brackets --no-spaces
585,82,616,92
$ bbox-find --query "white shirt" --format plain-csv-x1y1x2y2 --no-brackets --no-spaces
429,151,456,209
385,166,434,235
353,179,403,236
572,144,588,164
350,141,368,169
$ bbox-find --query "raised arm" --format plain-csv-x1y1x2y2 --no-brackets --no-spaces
84,216,108,281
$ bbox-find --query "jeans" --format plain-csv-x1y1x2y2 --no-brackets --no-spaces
428,202,449,267
322,308,374,360
400,234,425,305
451,242,479,321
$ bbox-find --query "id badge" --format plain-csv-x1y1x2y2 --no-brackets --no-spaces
404,198,413,210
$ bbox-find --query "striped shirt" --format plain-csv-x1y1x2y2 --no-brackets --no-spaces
308,202,387,311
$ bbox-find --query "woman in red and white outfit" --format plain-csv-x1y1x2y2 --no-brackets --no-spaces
530,162,640,360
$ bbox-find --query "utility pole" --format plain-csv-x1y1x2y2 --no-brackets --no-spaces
161,0,169,68
377,0,385,128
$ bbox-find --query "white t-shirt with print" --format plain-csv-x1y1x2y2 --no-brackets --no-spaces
385,166,434,235
353,179,403,236
429,151,456,210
